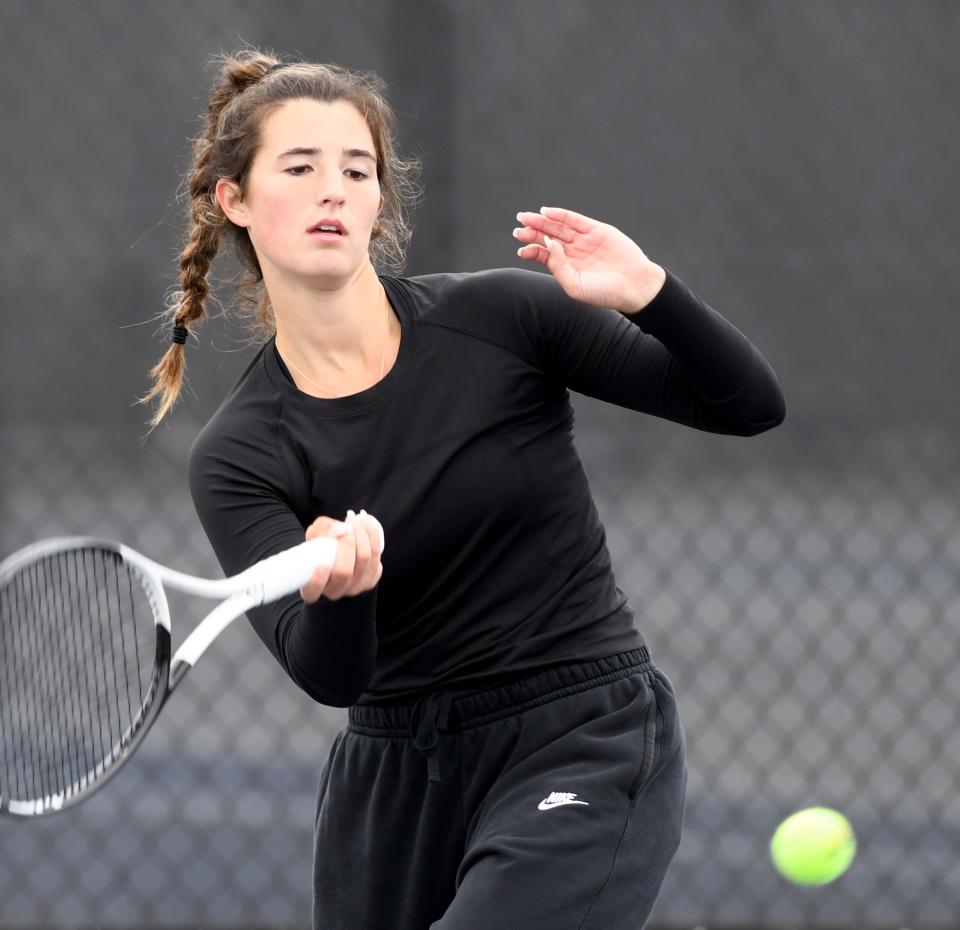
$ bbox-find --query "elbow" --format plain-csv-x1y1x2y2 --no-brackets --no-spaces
286,649,375,707
297,679,367,708
288,658,374,707
722,358,786,436
732,387,786,436
760,383,787,432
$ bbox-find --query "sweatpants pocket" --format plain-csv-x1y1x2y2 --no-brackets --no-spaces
627,668,681,800
314,729,345,828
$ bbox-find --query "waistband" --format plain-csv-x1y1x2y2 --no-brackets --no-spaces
348,648,653,784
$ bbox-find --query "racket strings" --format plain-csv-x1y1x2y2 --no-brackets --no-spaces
0,547,158,806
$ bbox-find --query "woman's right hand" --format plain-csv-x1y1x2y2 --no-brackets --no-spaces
300,510,384,604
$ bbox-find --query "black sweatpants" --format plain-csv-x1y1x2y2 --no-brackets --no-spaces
313,648,687,930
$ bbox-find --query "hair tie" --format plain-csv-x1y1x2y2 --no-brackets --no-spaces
171,326,188,345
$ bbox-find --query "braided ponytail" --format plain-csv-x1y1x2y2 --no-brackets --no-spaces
139,49,421,427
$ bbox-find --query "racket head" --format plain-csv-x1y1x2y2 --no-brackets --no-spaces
0,538,171,817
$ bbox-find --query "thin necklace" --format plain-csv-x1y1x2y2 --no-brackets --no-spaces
284,313,391,397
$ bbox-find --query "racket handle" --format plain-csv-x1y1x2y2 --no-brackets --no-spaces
244,516,384,604
246,536,340,603
173,535,347,669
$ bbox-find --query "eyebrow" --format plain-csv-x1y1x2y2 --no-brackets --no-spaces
276,146,377,163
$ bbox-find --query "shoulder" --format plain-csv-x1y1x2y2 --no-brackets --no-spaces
386,267,570,361
393,266,563,320
188,345,289,498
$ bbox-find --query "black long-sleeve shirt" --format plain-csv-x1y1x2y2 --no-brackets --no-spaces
188,267,784,706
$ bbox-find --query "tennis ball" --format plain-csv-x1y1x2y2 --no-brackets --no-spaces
770,807,856,885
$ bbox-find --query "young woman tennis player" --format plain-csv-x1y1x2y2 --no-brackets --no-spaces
142,49,785,930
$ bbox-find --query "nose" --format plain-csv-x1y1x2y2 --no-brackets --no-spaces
315,164,346,205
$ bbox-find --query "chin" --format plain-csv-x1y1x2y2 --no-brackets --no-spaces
303,259,364,285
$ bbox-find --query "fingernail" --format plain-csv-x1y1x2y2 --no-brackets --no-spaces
512,228,520,239
539,206,549,213
330,521,350,536
516,212,524,222
544,235,553,248
517,247,524,257
359,509,368,518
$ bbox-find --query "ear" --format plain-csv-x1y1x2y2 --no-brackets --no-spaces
378,194,384,214
215,178,251,228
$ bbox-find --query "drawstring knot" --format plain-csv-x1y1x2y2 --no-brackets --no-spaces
408,691,455,783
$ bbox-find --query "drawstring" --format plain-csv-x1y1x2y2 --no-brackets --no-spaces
409,691,455,784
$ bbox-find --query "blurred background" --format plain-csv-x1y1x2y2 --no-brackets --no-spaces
1,1,958,928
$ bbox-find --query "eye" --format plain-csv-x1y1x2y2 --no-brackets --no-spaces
284,166,369,180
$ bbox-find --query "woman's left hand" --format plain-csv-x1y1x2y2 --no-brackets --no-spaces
514,206,666,314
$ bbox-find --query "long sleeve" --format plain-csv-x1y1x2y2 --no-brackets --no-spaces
289,593,377,705
188,411,378,707
495,267,786,435
624,269,786,433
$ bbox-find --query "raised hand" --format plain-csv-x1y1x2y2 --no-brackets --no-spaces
514,206,666,314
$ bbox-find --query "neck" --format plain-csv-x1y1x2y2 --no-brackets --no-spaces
272,263,398,397
273,262,383,361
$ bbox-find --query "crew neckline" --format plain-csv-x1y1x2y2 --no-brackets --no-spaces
264,274,415,415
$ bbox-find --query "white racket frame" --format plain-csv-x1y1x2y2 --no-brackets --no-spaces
0,520,383,816
0,523,383,668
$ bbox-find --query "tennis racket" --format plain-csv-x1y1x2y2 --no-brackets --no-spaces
0,522,383,818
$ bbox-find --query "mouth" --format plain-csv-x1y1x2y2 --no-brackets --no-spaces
308,220,346,237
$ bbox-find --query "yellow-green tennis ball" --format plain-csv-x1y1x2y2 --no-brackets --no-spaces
770,807,856,885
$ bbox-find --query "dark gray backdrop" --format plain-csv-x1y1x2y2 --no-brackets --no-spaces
1,2,958,928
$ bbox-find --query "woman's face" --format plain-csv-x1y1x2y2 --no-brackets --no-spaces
217,98,383,287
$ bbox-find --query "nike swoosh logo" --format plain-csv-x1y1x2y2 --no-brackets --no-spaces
538,798,590,810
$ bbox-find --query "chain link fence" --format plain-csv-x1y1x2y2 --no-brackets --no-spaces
2,1,959,928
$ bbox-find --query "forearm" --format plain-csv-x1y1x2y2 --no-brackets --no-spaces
280,590,378,706
631,270,786,433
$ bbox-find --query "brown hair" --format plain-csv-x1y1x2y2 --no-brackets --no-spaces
139,48,422,426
